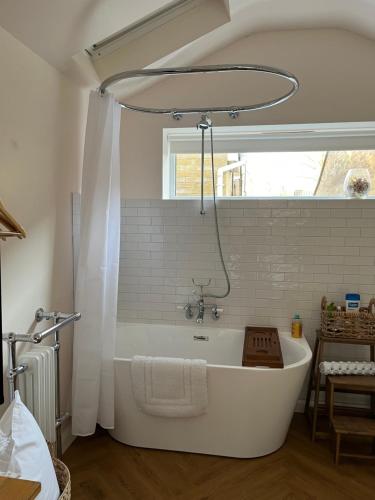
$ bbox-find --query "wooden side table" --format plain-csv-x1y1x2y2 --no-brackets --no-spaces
304,330,375,440
0,476,41,499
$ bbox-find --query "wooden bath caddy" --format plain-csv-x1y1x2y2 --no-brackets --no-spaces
242,327,284,368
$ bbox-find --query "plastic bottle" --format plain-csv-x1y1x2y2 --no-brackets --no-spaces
291,313,303,338
345,293,360,313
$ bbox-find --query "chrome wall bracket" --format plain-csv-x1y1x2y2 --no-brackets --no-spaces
35,307,55,322
229,109,240,119
35,308,74,323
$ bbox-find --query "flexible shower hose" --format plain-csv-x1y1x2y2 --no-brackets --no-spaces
198,125,231,299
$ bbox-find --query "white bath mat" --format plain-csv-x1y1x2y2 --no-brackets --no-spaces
131,355,208,418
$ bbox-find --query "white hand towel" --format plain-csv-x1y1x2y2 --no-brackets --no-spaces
131,356,208,418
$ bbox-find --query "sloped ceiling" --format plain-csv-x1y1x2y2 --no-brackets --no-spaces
0,0,175,70
1,0,375,91
154,0,375,76
92,0,231,81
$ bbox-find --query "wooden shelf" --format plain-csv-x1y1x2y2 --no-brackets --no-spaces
328,375,375,392
332,415,375,436
0,476,41,499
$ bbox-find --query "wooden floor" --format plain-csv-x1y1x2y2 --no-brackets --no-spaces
64,415,375,500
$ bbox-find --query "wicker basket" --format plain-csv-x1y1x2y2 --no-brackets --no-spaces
320,296,375,340
53,457,71,500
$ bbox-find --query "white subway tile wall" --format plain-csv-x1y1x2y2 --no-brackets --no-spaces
118,199,375,349
72,196,375,360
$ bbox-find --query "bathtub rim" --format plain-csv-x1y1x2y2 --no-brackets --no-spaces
114,323,312,372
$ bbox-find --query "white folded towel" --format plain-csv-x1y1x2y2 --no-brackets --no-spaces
320,361,375,376
131,356,208,418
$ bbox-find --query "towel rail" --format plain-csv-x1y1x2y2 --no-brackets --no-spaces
2,311,81,344
33,312,81,343
2,308,81,459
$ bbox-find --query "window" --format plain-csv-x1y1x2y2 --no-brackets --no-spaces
163,123,375,199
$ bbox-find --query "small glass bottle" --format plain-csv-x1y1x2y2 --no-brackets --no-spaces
291,313,303,338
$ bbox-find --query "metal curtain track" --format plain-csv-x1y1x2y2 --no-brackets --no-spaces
98,64,299,119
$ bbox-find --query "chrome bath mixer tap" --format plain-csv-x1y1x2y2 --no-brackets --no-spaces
183,279,222,323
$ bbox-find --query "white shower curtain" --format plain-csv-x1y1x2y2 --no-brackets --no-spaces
72,91,121,436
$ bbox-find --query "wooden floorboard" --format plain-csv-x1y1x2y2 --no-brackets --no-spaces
64,415,375,499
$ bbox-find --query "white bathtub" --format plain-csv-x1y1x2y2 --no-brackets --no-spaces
110,322,312,458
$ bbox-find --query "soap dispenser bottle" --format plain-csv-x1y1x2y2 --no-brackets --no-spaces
291,313,303,338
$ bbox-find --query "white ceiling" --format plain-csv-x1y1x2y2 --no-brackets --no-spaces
1,0,375,83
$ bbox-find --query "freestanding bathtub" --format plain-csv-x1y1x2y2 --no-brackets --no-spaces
110,323,312,458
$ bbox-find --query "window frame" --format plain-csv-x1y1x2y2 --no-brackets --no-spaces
162,121,375,200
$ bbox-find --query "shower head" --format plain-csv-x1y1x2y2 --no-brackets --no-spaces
197,114,212,130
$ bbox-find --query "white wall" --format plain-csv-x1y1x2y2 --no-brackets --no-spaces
120,28,375,198
0,26,86,448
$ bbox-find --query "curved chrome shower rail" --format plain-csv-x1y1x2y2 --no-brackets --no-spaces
99,64,299,118
98,63,299,313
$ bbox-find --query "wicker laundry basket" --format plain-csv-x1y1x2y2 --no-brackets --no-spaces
53,457,71,500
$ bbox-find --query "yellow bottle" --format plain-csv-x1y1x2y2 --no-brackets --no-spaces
291,313,303,338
